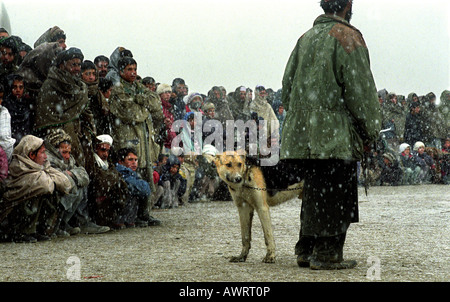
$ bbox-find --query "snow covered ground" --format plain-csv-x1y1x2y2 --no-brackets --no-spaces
0,184,448,283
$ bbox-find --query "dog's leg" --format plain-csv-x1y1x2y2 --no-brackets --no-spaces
255,203,276,263
230,202,254,263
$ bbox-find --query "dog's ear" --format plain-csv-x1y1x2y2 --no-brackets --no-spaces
214,154,222,167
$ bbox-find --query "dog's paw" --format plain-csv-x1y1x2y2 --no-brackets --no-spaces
262,253,276,263
229,255,247,263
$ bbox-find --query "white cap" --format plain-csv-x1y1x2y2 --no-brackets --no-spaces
96,134,113,146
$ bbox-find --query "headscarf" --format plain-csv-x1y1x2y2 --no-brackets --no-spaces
1,135,72,220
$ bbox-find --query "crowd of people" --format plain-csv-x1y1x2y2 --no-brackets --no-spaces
0,25,448,243
364,90,449,186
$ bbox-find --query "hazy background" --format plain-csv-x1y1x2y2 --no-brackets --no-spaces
2,0,449,99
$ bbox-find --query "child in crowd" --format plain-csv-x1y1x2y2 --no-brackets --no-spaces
379,152,402,186
156,154,186,209
398,143,421,185
412,141,434,184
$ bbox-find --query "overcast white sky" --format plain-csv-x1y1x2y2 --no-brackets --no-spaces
2,0,450,98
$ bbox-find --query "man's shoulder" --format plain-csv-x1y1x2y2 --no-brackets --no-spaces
328,21,367,54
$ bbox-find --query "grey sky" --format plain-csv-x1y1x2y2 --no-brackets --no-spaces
3,0,449,98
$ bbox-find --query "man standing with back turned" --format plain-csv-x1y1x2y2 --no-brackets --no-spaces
280,0,381,270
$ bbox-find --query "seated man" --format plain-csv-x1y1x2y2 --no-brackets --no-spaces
115,147,159,227
44,129,109,236
157,154,186,209
0,135,72,242
88,134,128,229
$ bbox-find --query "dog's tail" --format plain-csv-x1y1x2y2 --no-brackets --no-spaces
267,182,303,207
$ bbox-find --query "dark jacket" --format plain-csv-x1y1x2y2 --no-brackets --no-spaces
158,155,187,196
404,111,424,147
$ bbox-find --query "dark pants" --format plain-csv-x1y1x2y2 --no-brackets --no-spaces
284,159,359,260
3,193,60,236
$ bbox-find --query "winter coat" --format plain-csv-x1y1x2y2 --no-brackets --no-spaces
35,66,95,167
170,96,187,122
438,90,449,128
45,141,90,189
181,112,203,154
3,93,35,145
404,111,424,147
227,86,252,121
158,155,187,195
206,90,234,129
0,105,15,161
15,42,63,97
109,77,164,180
45,141,90,211
280,14,381,161
116,163,151,199
421,100,447,143
0,135,72,221
413,150,434,170
83,76,112,136
161,98,177,150
399,151,417,170
383,101,406,141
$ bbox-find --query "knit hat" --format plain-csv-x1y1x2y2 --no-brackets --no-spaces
398,143,410,153
156,83,172,95
382,152,396,163
46,128,72,148
413,141,425,151
55,47,84,66
186,92,202,105
202,102,215,111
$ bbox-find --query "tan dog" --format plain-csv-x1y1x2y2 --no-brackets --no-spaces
215,151,303,263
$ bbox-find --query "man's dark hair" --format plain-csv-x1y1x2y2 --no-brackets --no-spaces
118,56,137,72
142,76,155,85
172,78,185,90
94,55,109,65
99,77,113,93
117,147,138,162
320,0,350,13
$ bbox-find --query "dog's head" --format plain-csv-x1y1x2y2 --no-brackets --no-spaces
214,151,247,186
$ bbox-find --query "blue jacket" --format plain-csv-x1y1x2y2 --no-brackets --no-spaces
116,163,151,198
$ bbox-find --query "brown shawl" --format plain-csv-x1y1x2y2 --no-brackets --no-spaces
0,135,72,221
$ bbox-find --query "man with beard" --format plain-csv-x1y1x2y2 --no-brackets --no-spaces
280,0,381,270
88,134,128,229
94,55,109,79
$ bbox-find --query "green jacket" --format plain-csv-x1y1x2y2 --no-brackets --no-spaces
109,78,164,181
281,15,381,161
